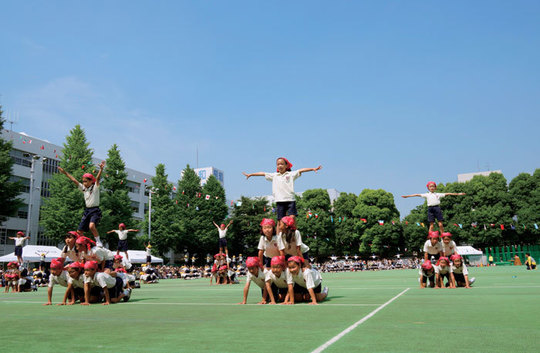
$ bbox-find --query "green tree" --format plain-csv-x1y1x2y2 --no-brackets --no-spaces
352,189,401,257
402,204,429,256
174,165,204,256
0,106,23,224
228,197,270,256
333,192,359,256
100,144,136,247
142,164,178,257
295,189,334,260
509,169,540,243
41,125,95,242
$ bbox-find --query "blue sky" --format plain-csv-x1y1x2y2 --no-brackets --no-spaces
2,1,539,217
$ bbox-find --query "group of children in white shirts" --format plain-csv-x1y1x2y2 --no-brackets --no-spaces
420,231,475,288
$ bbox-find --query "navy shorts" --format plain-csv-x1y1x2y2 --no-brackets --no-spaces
270,283,288,299
453,273,465,286
276,201,297,220
263,255,272,268
117,239,128,252
421,274,435,284
78,207,102,232
146,255,151,263
218,237,227,248
427,206,444,222
14,246,23,257
107,277,125,299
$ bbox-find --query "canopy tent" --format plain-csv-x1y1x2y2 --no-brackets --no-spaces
456,246,483,266
124,250,163,264
0,245,63,263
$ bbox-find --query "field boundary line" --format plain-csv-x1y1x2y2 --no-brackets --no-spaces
311,287,410,353
0,300,383,307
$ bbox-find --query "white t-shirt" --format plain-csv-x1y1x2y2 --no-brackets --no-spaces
61,245,79,262
146,247,151,256
114,230,129,241
418,267,435,277
278,230,309,256
90,247,114,262
451,263,468,276
423,240,443,255
15,237,25,246
84,272,116,288
68,274,85,288
257,235,280,258
48,271,69,288
286,268,322,289
265,270,288,288
246,268,266,289
420,192,445,207
435,265,451,275
218,229,227,239
264,170,300,202
78,183,100,208
442,240,457,256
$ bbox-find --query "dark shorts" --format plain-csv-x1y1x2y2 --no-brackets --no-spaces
14,246,23,257
421,274,435,284
293,283,321,295
78,207,102,232
276,201,297,220
263,255,272,268
89,285,103,299
107,277,125,299
270,283,288,299
117,239,128,252
104,260,114,270
427,206,444,223
146,255,151,263
218,237,227,248
453,273,466,286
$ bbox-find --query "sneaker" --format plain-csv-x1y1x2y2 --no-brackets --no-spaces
322,286,329,296
96,240,103,248
469,277,476,286
123,288,132,302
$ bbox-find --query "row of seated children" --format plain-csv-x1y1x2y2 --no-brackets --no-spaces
210,253,241,284
419,254,476,288
240,256,328,305
2,261,37,292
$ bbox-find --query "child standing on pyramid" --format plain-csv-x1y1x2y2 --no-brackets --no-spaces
402,181,465,234
243,157,321,230
58,161,105,247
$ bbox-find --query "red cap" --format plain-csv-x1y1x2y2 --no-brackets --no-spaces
441,232,452,238
426,181,436,189
76,236,96,252
84,261,98,270
67,262,83,269
428,231,440,239
421,261,433,270
220,224,225,228
66,231,79,238
281,216,296,230
276,157,293,172
271,256,286,267
288,256,304,265
450,254,462,261
82,173,96,183
260,218,276,227
246,257,261,268
114,255,123,261
437,257,449,266
17,231,25,236
50,257,65,270
119,223,126,229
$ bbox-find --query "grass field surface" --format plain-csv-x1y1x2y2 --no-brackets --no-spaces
1,266,538,353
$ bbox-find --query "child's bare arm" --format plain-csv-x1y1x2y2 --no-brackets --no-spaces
297,165,322,176
58,167,80,186
95,161,105,186
402,194,422,198
242,172,265,179
444,193,466,196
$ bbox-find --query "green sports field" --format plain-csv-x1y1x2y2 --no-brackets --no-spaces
1,266,539,353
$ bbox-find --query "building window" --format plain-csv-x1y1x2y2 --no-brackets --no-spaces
126,181,141,194
131,201,140,213
9,176,30,193
41,181,50,198
17,205,29,219
10,149,32,167
198,170,206,180
42,158,59,175
36,231,57,246
218,172,223,182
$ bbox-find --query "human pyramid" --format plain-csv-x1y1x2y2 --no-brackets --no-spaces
402,182,474,289
41,161,136,305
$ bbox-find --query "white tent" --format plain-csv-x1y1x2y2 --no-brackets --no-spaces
124,250,163,264
0,245,63,263
456,246,483,266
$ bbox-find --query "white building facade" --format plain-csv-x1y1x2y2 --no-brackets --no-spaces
193,166,224,187
0,129,157,256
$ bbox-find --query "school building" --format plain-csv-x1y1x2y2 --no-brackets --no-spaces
0,129,156,257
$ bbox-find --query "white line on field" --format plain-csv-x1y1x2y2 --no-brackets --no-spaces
311,287,410,353
0,300,382,307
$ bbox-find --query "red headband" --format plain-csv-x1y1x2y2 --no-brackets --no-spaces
441,232,452,238
276,157,293,172
281,216,296,230
67,261,83,269
84,261,98,270
271,256,286,267
114,255,123,261
288,256,304,265
437,257,449,266
83,173,96,183
17,231,25,236
260,218,276,227
421,261,433,270
50,257,65,270
246,256,261,268
119,223,126,229
426,181,436,189
450,254,462,261
76,236,96,252
428,231,439,239
66,231,79,238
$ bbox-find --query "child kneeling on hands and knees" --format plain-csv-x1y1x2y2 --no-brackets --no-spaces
285,256,327,305
239,257,268,304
